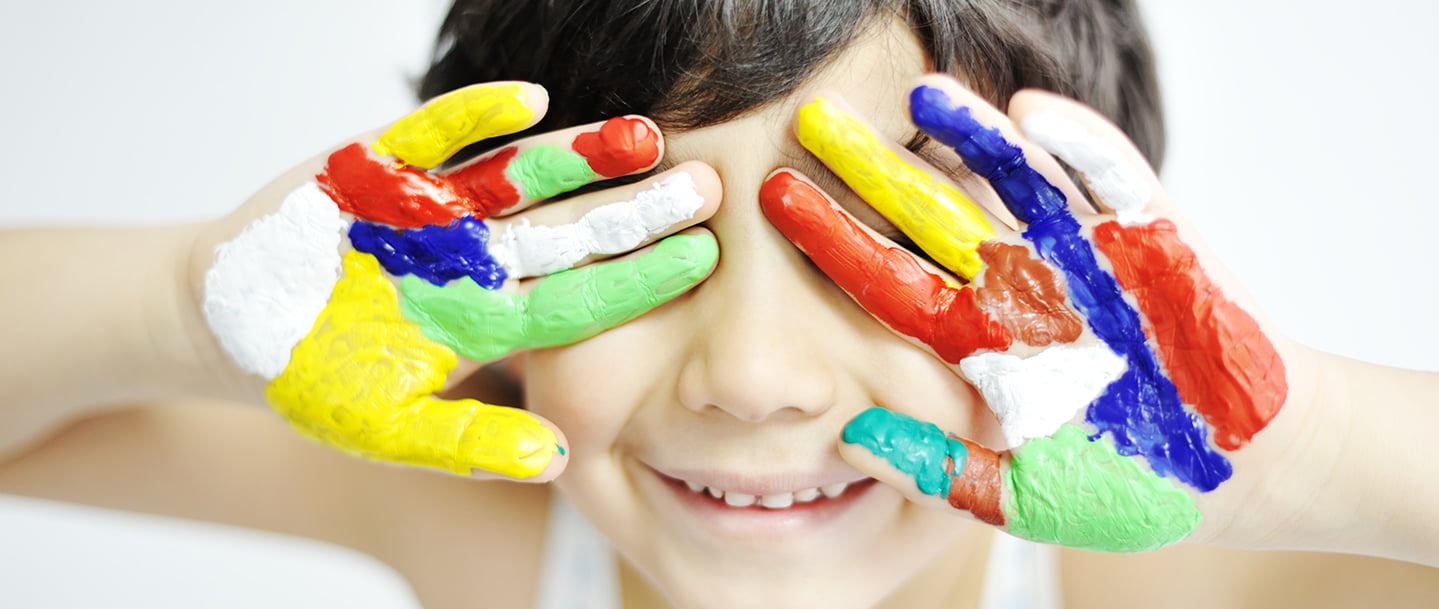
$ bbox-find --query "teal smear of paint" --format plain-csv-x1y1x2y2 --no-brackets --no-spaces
398,233,718,362
506,144,597,200
841,408,967,498
556,444,566,456
1005,425,1201,553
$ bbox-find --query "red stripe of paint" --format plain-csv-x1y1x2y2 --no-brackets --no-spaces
572,117,661,178
318,143,473,228
760,172,1011,363
1093,219,1286,450
445,146,523,217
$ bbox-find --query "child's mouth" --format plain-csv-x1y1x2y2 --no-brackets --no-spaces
673,476,875,509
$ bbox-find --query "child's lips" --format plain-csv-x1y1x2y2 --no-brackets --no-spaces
639,462,884,541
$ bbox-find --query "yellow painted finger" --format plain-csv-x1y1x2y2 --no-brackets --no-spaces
372,81,545,170
796,97,995,279
265,251,559,478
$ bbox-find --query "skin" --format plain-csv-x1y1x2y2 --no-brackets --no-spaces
1,14,1439,609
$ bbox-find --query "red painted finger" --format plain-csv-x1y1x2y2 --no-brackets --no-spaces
759,170,1011,363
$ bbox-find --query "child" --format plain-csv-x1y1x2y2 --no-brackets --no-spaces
2,1,1436,608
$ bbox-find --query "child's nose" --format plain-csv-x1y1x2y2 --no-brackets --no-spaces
672,201,846,423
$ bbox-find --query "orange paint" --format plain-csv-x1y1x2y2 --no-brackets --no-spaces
975,241,1083,346
446,146,524,218
1093,219,1286,450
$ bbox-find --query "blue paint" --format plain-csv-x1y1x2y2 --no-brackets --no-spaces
909,86,1231,491
842,407,967,498
349,216,507,289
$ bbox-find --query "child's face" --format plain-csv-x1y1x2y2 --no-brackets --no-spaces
520,20,1002,608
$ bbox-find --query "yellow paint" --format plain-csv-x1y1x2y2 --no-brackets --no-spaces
373,82,537,170
796,98,995,279
265,251,557,479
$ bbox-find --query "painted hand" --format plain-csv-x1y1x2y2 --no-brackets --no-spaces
199,82,720,481
759,75,1298,552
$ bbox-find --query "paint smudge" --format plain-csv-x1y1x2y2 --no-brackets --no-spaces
572,116,661,177
1020,112,1152,223
1094,220,1286,450
398,233,718,362
490,172,704,278
372,82,536,170
348,216,507,289
202,182,346,379
445,146,524,218
265,250,558,478
910,85,1230,491
760,172,1010,363
975,241,1083,346
960,345,1126,448
507,145,597,201
1006,425,1200,552
318,143,476,229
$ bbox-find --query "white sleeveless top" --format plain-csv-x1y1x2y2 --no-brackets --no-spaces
532,495,1064,609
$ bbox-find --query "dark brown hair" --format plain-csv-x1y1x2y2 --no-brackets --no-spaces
419,0,1164,169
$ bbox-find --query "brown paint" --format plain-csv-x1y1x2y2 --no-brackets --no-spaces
975,241,1083,346
946,437,1005,526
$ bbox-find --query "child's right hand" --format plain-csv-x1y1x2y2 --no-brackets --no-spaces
193,81,720,482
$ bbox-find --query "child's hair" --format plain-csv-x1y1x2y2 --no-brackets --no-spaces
419,0,1164,168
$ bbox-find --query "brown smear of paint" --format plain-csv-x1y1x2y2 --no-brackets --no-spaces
975,241,1083,346
946,437,1005,526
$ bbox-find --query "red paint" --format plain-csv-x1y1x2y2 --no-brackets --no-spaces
318,143,473,228
1093,219,1286,450
947,437,1005,526
760,172,1011,363
572,117,661,177
446,146,524,217
975,241,1083,346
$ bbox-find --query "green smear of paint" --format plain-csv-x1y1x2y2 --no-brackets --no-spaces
1006,425,1200,552
398,233,717,362
506,145,597,200
841,408,967,498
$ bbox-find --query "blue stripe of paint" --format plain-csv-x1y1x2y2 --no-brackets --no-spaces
348,216,508,289
909,85,1230,491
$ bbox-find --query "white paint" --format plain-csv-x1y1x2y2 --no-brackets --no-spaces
960,344,1126,448
489,172,704,278
1021,112,1153,224
202,182,347,379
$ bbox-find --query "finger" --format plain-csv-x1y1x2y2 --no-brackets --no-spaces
485,162,720,279
759,170,1011,363
838,407,1201,553
264,249,567,481
441,114,665,217
396,230,718,363
318,115,664,229
1009,90,1163,223
793,93,1000,280
372,81,549,170
906,76,1096,225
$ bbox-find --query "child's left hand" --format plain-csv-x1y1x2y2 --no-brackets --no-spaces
759,74,1321,552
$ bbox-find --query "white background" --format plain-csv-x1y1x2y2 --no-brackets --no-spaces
1,1,1435,606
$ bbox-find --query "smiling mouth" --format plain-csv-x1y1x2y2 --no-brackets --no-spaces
652,469,880,512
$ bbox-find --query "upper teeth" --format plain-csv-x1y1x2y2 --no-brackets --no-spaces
682,480,852,509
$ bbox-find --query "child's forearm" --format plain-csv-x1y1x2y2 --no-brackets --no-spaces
1273,350,1439,566
0,225,247,457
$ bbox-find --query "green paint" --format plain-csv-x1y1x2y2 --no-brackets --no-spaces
506,145,597,200
398,233,717,362
1005,425,1200,553
841,408,967,498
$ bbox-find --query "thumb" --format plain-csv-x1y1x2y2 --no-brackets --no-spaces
838,407,1201,553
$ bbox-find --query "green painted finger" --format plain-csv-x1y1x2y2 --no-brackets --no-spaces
398,233,718,362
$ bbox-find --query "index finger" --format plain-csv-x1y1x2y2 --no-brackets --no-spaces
372,81,549,170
